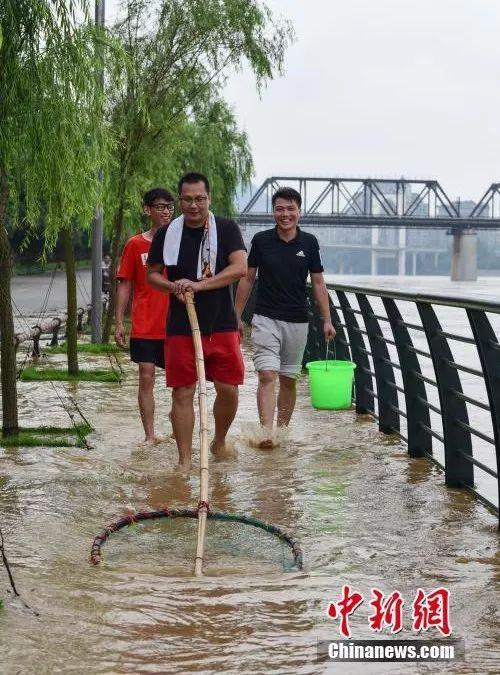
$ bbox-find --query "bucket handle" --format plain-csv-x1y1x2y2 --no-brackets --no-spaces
325,338,336,371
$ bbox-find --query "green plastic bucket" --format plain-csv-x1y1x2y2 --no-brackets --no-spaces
305,359,356,410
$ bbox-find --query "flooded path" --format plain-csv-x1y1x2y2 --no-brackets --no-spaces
0,337,499,674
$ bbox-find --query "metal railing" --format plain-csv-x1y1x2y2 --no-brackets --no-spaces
321,283,499,526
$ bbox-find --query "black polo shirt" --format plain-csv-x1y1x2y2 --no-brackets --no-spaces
147,217,245,336
247,227,324,323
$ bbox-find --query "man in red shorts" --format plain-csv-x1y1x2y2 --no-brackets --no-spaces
147,172,247,472
115,187,174,443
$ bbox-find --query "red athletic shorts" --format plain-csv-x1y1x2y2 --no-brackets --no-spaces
164,331,244,388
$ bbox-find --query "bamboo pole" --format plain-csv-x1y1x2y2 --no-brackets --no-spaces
185,293,209,576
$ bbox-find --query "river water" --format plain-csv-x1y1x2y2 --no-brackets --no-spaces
1,273,499,673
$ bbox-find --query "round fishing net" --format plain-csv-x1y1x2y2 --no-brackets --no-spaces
90,508,302,575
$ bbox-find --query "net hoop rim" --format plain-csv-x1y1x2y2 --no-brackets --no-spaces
90,508,303,569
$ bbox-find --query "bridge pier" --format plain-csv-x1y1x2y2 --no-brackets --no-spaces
370,227,379,275
371,226,407,275
450,228,477,281
398,227,406,275
411,252,417,275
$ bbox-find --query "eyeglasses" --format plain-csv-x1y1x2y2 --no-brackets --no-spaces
179,196,208,206
274,205,298,214
151,202,175,212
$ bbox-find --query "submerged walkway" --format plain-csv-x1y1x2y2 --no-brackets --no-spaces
0,336,498,673
10,269,93,339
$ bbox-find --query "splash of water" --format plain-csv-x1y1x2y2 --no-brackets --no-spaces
241,422,290,449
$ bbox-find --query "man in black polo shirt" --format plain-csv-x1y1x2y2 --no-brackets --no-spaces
235,186,335,448
147,172,247,472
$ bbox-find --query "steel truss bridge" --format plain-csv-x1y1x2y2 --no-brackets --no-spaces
238,177,500,230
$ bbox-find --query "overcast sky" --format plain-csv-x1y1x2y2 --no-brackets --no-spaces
107,1,499,201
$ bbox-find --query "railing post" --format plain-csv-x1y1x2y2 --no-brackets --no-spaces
466,308,500,524
336,290,374,414
383,298,432,457
417,302,473,488
356,294,399,435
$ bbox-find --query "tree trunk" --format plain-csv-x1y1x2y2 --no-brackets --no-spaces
102,177,126,344
62,226,79,375
0,168,18,435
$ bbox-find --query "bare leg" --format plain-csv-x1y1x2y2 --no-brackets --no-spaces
168,409,175,437
171,384,196,471
277,374,297,427
210,381,239,454
257,370,278,428
138,362,157,442
256,370,278,447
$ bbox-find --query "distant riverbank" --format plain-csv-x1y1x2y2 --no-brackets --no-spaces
13,259,91,276
11,269,92,326
11,269,500,328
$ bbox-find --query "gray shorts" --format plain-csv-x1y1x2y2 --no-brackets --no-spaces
251,313,309,379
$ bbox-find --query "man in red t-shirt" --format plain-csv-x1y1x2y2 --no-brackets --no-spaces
115,187,174,443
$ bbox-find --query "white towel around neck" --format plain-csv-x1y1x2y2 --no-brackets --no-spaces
163,212,217,279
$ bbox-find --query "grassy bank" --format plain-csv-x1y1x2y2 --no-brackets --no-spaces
45,342,126,355
0,423,93,448
20,367,122,383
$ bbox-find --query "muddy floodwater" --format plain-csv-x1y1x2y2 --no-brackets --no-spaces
0,340,498,674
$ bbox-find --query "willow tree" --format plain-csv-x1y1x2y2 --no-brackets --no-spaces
0,2,109,432
101,0,293,342
181,97,254,215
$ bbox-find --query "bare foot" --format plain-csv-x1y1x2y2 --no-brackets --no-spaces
210,438,237,458
258,439,276,450
143,436,163,445
176,461,191,477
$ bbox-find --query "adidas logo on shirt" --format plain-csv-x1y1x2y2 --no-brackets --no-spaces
296,250,306,257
